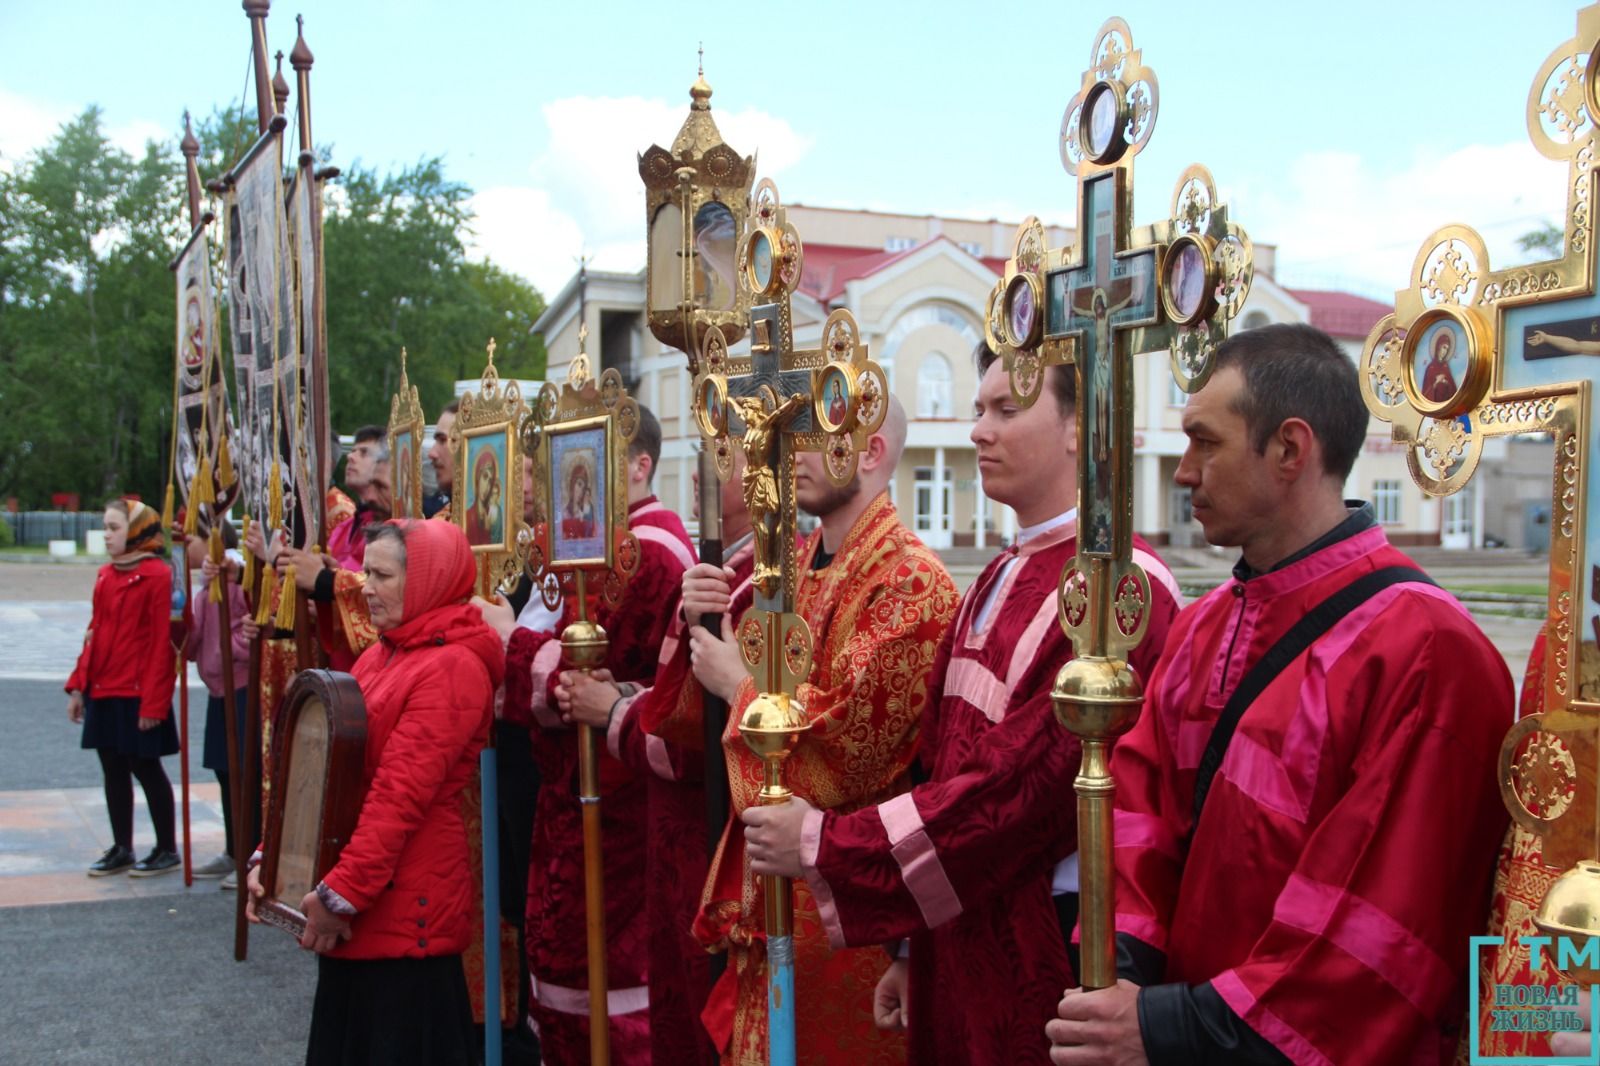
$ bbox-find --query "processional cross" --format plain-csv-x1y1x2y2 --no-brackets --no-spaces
987,17,1252,989
1361,3,1600,984
691,177,888,1064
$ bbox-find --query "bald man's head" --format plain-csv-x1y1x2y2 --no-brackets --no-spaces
861,394,907,495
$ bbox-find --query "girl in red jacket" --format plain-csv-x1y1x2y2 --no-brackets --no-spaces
66,498,181,877
248,519,503,1066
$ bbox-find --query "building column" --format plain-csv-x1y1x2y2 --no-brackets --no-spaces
1003,505,1017,544
1136,452,1162,541
975,473,987,550
933,446,946,548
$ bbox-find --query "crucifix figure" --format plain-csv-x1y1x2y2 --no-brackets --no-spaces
689,177,890,1065
985,17,1252,990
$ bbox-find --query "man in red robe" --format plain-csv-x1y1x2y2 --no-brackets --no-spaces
741,346,1180,1065
325,425,392,570
501,406,695,1063
1046,323,1512,1064
673,396,961,1065
561,451,754,1066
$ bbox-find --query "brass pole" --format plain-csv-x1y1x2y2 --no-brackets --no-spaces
562,569,611,1065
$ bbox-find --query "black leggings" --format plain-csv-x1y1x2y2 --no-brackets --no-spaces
97,749,176,853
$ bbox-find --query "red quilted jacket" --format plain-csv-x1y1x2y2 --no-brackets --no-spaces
66,556,178,720
320,520,505,960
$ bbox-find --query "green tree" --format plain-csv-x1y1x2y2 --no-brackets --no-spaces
1516,220,1563,262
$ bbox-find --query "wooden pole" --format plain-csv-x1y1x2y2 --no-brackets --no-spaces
242,1,273,134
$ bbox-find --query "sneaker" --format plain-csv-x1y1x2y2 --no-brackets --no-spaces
128,848,181,878
88,845,135,877
193,854,234,879
221,869,238,891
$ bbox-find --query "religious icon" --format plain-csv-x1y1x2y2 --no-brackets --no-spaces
550,424,609,565
749,229,775,294
731,386,809,594
183,285,206,374
1416,323,1465,404
1163,240,1208,323
464,431,509,550
700,378,725,435
816,365,851,434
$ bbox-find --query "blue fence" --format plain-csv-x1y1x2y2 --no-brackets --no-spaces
1,512,105,547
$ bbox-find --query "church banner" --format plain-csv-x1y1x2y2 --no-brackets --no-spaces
173,225,238,525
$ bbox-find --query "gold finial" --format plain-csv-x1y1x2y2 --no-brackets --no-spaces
578,322,589,355
486,337,498,366
400,346,408,377
691,45,712,109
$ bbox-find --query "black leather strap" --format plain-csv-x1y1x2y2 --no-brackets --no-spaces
1190,566,1437,831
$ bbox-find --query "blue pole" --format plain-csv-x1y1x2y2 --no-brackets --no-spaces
481,749,502,1066
767,932,796,1066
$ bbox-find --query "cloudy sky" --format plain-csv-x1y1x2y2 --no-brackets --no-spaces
0,0,1584,301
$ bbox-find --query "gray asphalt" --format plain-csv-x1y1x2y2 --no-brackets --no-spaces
0,891,314,1064
0,675,314,1064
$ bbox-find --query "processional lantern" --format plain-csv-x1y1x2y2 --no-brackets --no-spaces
986,17,1252,990
638,60,757,870
521,326,642,1066
388,348,425,520
638,57,755,365
689,178,889,1064
1359,3,1600,983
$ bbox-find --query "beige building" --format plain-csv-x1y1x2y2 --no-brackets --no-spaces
528,204,1483,550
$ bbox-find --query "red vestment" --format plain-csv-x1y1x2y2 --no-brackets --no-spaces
803,517,1181,1065
503,496,694,1064
1470,628,1561,1062
687,493,960,1066
604,535,756,1066
1112,523,1511,1064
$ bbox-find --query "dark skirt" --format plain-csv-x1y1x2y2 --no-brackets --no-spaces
306,953,476,1066
80,695,179,759
201,688,251,774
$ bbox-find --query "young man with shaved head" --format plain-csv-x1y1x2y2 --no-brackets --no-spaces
665,394,960,1065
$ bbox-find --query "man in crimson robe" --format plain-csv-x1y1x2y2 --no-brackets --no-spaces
499,406,696,1063
559,450,754,1066
677,396,961,1066
1046,323,1512,1064
740,346,1181,1065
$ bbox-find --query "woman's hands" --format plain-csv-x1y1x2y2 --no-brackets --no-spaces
66,691,83,724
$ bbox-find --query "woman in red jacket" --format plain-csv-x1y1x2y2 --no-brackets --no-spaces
249,519,503,1066
66,498,180,877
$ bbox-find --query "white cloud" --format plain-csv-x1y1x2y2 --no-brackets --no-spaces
467,95,811,296
0,85,173,173
1236,140,1570,298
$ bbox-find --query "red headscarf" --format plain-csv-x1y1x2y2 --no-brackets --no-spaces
375,519,491,657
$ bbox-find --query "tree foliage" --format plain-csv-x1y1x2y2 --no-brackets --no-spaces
0,107,545,508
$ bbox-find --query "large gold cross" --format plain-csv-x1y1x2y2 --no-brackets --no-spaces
987,16,1252,990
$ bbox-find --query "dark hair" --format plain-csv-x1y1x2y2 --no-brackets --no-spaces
1212,322,1366,481
363,521,408,564
628,404,662,485
217,519,240,550
973,339,1076,418
440,399,460,418
353,425,385,444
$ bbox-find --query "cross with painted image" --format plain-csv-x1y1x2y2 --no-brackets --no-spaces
986,16,1253,991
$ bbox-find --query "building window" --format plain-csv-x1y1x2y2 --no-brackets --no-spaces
957,241,984,258
1242,311,1270,331
885,236,916,252
913,467,953,536
1373,479,1402,524
917,353,953,418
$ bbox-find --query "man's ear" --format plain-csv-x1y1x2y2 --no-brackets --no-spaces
1273,417,1317,482
859,430,891,474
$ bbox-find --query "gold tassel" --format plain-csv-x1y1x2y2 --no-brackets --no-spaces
160,483,175,539
255,566,276,627
208,527,225,606
269,460,284,530
190,456,215,507
274,565,297,630
239,516,256,597
216,435,235,490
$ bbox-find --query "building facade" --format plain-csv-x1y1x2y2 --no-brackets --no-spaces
527,204,1494,550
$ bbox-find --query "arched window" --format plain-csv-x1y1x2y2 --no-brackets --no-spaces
917,353,953,417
